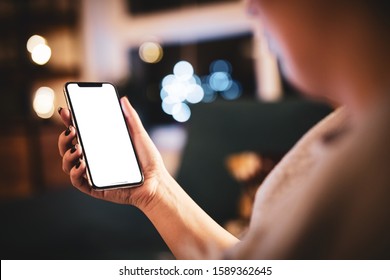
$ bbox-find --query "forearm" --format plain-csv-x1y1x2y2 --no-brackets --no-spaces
141,171,239,259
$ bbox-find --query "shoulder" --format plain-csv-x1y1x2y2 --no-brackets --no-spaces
228,101,390,259
250,107,348,221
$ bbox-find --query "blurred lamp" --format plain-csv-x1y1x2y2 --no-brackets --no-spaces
27,34,51,65
33,87,55,119
139,42,163,63
31,44,52,65
173,61,194,81
26,35,46,53
160,61,204,122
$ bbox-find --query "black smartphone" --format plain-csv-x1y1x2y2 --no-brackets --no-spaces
64,82,144,190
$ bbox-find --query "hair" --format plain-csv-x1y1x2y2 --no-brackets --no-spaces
331,0,390,41
360,1,390,43
356,1,390,26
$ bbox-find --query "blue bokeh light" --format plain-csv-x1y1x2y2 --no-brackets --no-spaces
209,71,232,92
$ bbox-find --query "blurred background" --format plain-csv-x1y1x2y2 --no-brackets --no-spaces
0,0,331,259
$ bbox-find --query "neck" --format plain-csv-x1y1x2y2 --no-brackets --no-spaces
326,21,390,119
335,70,390,123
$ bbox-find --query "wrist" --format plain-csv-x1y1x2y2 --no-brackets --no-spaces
138,168,176,215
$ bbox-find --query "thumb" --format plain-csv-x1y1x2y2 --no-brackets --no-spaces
120,96,148,139
120,96,162,166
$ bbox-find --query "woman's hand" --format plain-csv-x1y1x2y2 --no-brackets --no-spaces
58,96,168,211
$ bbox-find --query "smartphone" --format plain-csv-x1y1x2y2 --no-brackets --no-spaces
64,82,144,190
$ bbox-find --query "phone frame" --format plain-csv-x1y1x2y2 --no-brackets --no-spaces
63,82,144,190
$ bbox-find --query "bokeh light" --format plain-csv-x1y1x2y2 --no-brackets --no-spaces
160,59,242,121
220,81,242,100
172,102,191,123
31,43,52,65
139,42,163,63
26,35,46,53
200,59,242,102
209,72,232,92
173,61,194,81
33,87,55,119
210,59,231,73
162,74,176,88
201,83,217,103
160,61,204,123
186,84,204,104
27,34,52,65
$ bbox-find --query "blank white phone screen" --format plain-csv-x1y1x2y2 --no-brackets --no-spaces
66,83,142,188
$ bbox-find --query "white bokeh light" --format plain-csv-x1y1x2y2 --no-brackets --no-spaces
160,61,204,122
165,82,187,102
160,88,169,100
173,61,194,81
186,84,204,104
162,74,176,88
33,87,55,119
31,43,52,65
162,96,180,115
26,35,46,53
172,102,191,123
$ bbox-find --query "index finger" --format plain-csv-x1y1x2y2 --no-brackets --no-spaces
58,107,72,127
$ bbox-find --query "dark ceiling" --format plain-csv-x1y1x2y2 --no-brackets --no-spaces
126,0,238,15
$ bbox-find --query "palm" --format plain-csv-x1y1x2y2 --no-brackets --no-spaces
59,97,167,209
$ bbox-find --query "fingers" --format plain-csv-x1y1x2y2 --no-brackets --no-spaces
58,107,93,195
70,160,107,202
57,107,72,127
58,107,76,157
69,159,91,194
62,143,82,174
70,159,86,188
58,125,76,157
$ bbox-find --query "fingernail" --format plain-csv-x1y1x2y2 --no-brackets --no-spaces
70,145,77,154
57,107,63,115
76,159,82,169
65,125,72,136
